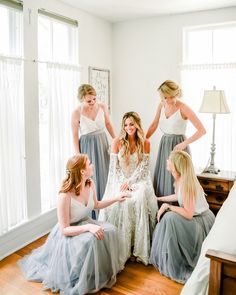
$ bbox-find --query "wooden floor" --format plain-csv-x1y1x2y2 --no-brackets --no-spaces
0,235,183,295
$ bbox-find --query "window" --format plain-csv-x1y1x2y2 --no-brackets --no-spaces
38,11,80,212
0,1,26,235
181,23,236,172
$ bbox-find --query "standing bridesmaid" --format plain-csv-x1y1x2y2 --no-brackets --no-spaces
71,84,116,206
146,80,206,197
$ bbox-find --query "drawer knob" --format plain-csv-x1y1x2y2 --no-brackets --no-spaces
216,195,225,202
215,185,224,191
202,180,210,185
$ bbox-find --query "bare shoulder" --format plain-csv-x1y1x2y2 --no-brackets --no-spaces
111,137,120,153
71,106,81,118
179,100,196,118
144,139,150,153
157,101,164,112
155,101,163,117
58,192,71,204
89,178,96,189
179,100,191,111
98,102,108,111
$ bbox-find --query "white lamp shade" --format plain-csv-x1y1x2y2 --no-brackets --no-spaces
199,89,230,114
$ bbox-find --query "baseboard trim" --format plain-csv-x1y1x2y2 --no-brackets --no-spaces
0,209,57,260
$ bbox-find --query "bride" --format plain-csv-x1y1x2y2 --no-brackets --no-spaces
98,111,158,266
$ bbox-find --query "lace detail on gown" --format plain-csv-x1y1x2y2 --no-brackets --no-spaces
98,151,158,266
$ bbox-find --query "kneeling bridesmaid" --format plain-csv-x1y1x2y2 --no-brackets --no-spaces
19,154,126,295
150,151,215,284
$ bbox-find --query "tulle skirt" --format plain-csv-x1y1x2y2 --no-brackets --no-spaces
149,210,215,284
18,218,123,295
153,134,190,197
80,129,110,202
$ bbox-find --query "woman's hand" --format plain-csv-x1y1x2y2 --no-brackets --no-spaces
173,141,187,151
116,193,128,202
120,182,129,192
88,224,104,240
157,203,170,222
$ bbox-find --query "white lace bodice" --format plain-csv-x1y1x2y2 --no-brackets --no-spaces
70,189,94,223
159,108,187,135
118,150,139,178
107,150,151,189
80,107,105,136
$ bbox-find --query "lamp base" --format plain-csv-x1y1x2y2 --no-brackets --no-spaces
202,165,220,174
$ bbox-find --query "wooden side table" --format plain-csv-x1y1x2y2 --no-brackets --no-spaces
196,169,236,215
206,249,236,295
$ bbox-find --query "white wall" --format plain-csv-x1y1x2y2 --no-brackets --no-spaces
0,0,113,260
111,7,236,171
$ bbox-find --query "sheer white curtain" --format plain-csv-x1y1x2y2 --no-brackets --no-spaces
39,63,80,211
181,64,236,171
0,57,26,235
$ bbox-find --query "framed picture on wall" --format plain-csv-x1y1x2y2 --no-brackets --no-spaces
88,67,111,110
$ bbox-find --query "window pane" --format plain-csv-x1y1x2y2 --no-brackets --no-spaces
182,23,236,172
38,16,52,61
38,14,78,63
0,6,26,235
38,14,79,212
0,6,22,56
213,26,236,63
184,29,212,64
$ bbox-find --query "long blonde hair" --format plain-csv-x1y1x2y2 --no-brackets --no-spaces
170,150,203,204
119,111,145,165
158,80,182,98
59,154,91,196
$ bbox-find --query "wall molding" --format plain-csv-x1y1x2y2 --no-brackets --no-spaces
0,209,57,260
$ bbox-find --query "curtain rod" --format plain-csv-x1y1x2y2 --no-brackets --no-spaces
0,55,82,69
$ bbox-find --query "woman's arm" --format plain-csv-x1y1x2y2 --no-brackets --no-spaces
101,103,116,139
174,103,206,151
157,194,178,202
89,181,126,209
146,102,162,139
158,196,195,222
71,108,81,154
57,193,104,239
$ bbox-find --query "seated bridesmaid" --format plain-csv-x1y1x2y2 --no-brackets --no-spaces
19,154,126,295
181,182,236,295
150,150,215,284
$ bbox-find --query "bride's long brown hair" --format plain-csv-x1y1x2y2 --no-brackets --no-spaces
59,154,91,196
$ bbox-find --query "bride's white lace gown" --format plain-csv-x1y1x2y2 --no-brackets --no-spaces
98,150,158,266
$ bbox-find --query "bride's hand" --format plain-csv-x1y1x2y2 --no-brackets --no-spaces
120,182,129,192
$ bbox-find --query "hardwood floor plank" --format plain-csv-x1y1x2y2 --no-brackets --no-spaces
0,235,183,295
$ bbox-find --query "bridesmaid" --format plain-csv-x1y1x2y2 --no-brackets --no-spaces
150,150,215,284
19,154,126,294
146,80,206,197
71,84,116,206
